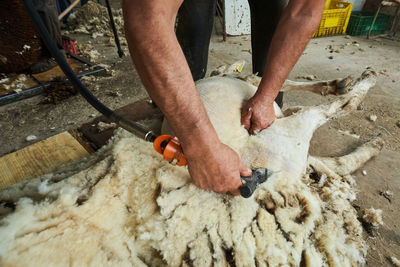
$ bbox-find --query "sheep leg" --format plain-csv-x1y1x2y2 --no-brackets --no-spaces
260,70,377,163
240,74,354,96
281,75,354,96
310,137,384,176
288,70,377,131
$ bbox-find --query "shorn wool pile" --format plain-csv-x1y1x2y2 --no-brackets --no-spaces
0,70,382,266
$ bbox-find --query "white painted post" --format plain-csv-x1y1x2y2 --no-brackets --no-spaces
224,0,251,35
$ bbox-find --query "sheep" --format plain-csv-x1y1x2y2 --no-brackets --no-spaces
0,69,380,266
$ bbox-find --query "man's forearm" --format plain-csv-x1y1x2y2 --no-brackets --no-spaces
122,1,219,155
256,0,325,103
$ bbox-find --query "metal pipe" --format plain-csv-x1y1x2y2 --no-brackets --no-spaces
0,68,106,107
104,0,124,58
368,4,382,39
390,6,400,38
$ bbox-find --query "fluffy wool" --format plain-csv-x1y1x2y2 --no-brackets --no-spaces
362,208,384,227
0,71,380,266
391,256,400,267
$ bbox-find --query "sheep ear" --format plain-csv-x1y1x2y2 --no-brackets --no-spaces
210,60,246,77
225,60,246,75
273,102,284,118
237,74,261,87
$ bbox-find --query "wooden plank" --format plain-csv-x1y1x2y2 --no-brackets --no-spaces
58,0,81,20
32,57,83,83
68,129,95,154
79,98,162,149
0,131,91,190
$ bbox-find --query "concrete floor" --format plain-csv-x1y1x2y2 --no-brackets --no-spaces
0,7,399,266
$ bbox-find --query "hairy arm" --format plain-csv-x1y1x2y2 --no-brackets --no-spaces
242,0,326,133
122,0,250,194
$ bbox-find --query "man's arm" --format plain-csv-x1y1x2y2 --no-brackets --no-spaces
241,0,326,134
122,0,251,194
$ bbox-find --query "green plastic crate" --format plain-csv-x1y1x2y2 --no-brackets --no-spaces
346,11,390,36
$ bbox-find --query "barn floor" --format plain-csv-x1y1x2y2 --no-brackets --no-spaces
0,7,399,266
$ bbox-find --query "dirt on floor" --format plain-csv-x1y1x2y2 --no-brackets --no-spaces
0,1,399,266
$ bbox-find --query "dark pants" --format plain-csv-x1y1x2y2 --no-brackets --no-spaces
176,0,288,107
33,0,63,55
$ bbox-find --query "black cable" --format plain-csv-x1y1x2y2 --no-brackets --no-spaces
104,0,124,58
23,0,156,142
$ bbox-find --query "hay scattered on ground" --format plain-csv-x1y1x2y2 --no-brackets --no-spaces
65,1,125,43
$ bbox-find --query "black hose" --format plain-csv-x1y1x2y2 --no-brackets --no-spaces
23,0,157,142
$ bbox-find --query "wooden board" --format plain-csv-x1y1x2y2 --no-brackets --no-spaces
32,57,83,83
79,99,162,149
0,131,91,190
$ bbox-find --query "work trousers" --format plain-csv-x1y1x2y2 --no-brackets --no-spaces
176,0,288,107
33,0,63,54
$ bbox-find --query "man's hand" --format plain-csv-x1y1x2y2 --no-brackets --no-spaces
184,141,251,195
240,0,325,135
241,95,275,134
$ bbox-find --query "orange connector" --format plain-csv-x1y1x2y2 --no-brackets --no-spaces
153,135,187,166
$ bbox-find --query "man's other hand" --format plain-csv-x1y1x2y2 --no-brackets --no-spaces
185,141,251,195
241,95,276,134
